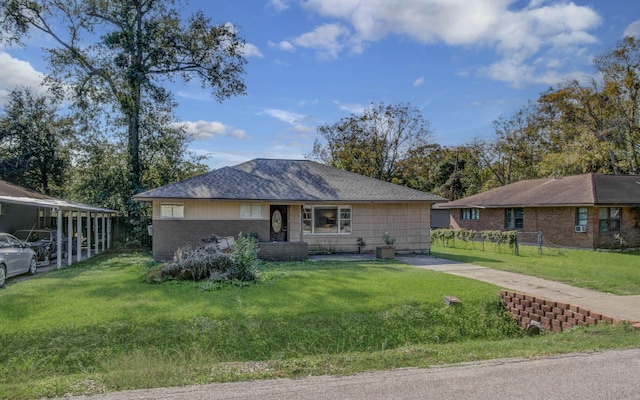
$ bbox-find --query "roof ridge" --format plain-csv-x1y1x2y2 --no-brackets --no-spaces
589,172,597,204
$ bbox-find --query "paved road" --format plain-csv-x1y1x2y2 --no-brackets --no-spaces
65,349,640,400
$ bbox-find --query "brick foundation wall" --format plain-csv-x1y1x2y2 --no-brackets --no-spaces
258,242,308,261
152,219,270,260
499,290,638,333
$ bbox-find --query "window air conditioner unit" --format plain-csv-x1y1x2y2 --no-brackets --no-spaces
574,225,587,233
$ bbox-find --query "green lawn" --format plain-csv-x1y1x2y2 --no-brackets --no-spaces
1,251,638,399
431,243,640,296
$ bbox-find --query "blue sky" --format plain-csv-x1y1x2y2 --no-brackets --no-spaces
1,0,639,169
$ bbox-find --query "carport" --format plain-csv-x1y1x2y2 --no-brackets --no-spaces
0,190,117,268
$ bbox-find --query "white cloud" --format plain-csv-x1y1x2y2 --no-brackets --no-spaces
267,0,289,12
264,108,305,125
290,124,314,133
0,52,46,106
413,77,425,87
268,40,296,52
624,20,640,38
298,0,602,86
242,43,264,58
180,120,247,141
332,100,365,114
292,23,351,59
263,108,313,132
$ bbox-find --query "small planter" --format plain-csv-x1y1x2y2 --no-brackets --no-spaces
376,246,395,259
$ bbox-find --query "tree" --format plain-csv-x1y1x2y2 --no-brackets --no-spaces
0,88,72,195
67,98,209,245
310,102,434,183
1,0,246,212
594,36,640,174
536,80,621,175
465,104,544,189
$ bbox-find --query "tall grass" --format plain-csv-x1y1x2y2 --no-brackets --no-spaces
0,252,638,399
431,243,640,295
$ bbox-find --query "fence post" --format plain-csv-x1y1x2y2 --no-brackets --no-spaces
537,231,543,255
514,234,520,256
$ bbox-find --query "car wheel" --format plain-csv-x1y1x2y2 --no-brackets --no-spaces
0,264,6,287
42,248,50,264
29,257,37,275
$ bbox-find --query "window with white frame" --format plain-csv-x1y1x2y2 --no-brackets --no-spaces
461,208,479,220
160,203,184,218
303,205,351,234
240,204,263,219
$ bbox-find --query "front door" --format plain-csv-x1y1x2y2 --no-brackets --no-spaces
270,205,288,242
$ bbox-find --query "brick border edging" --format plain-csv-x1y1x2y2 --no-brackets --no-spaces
499,290,640,333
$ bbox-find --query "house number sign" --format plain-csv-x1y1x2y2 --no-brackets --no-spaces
272,210,282,233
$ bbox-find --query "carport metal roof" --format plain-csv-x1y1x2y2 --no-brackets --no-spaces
0,196,117,214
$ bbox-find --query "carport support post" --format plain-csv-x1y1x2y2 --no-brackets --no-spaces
94,213,99,255
76,212,82,263
107,217,112,249
87,213,92,259
67,211,73,266
56,210,63,269
101,214,106,252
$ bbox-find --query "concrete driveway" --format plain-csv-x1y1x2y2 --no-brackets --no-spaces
396,255,640,323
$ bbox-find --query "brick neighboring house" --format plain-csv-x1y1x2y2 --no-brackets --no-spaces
434,174,640,249
134,158,447,261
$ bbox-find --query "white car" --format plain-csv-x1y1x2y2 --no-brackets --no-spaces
0,233,38,287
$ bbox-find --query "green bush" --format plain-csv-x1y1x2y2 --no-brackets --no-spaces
231,233,259,282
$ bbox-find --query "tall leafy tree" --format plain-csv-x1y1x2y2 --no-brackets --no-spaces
1,0,246,213
67,97,209,244
465,104,543,189
0,88,72,195
594,36,640,174
310,102,434,184
537,80,620,175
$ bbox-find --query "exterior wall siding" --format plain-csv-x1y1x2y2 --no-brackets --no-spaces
0,203,39,233
449,206,640,249
302,202,432,254
150,200,434,260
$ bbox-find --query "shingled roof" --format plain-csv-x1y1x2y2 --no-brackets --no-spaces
0,179,117,213
0,179,53,200
437,173,640,209
134,159,446,203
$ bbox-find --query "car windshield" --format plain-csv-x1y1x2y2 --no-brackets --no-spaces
13,231,33,241
13,230,48,241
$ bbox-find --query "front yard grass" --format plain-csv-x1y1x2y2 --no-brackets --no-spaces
431,243,640,296
0,251,638,399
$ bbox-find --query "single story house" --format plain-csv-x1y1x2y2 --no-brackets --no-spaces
134,158,447,261
435,173,640,249
0,179,117,267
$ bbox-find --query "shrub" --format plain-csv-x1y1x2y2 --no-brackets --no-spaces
231,233,259,282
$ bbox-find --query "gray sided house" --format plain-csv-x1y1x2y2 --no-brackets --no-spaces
134,159,446,261
435,173,640,249
0,179,117,267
